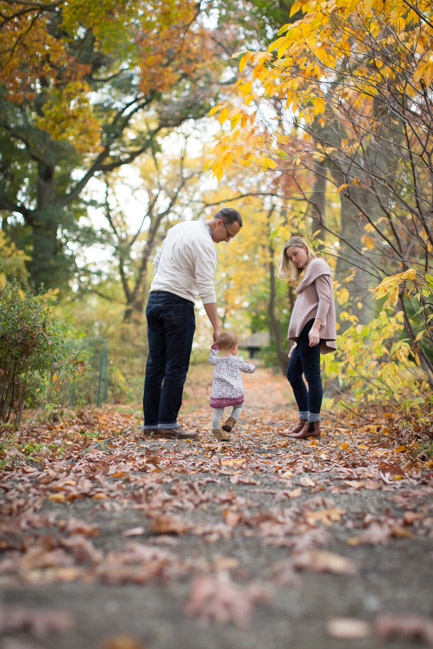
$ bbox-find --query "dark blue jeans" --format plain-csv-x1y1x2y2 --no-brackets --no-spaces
143,291,195,429
286,319,323,421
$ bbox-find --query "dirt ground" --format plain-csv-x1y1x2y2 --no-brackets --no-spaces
1,367,433,649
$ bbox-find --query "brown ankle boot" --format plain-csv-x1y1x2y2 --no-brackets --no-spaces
287,420,307,435
222,416,236,432
212,428,230,442
291,421,321,439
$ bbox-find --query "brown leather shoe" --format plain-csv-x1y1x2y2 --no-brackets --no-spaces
291,421,321,439
279,420,308,436
157,427,198,439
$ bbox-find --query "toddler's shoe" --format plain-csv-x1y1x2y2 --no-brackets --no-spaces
222,416,236,432
212,428,230,442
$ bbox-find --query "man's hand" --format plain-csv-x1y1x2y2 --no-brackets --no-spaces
204,302,220,344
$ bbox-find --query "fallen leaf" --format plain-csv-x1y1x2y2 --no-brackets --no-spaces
403,511,424,525
347,522,392,546
185,572,268,628
0,606,74,636
122,527,146,537
292,550,357,575
103,634,146,649
305,507,345,527
299,476,315,487
224,511,242,527
375,612,433,645
326,617,371,639
150,515,190,535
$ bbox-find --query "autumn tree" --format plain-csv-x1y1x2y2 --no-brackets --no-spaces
0,0,235,289
208,0,433,371
92,137,209,323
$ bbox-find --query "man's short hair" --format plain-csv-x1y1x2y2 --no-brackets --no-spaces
215,208,242,227
217,331,238,349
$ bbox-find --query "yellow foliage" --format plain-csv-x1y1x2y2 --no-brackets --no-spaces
336,288,350,305
323,309,429,416
0,231,29,282
361,234,375,250
207,0,433,186
373,269,417,306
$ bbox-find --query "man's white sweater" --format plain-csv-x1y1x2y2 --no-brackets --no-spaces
150,221,218,305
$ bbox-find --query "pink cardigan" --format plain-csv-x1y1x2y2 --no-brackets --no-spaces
287,258,337,354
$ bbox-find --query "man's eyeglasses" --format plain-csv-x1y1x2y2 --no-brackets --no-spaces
221,219,235,239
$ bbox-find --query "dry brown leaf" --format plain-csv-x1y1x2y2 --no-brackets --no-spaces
103,634,146,649
305,507,345,527
375,612,433,645
150,515,190,535
292,550,358,575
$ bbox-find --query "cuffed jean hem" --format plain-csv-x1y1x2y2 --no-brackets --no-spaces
308,412,321,422
298,411,309,420
143,423,179,429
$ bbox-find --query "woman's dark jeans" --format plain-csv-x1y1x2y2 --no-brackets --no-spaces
143,291,195,429
286,319,322,421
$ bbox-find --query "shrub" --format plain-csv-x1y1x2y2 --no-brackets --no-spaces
322,309,432,428
0,282,75,428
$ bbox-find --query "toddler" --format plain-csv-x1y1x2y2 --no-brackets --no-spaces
208,331,255,441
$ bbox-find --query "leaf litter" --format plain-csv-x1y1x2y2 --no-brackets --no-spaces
0,368,432,644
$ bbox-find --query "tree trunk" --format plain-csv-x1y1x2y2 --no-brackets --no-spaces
28,157,69,290
268,249,288,374
266,206,288,374
310,158,327,241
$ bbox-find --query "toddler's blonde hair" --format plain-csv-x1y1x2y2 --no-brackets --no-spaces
217,331,238,350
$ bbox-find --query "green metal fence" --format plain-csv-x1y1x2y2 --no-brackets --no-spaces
70,336,108,407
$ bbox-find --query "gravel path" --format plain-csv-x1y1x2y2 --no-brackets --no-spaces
1,368,432,649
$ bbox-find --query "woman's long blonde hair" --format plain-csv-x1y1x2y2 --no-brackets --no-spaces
278,236,316,282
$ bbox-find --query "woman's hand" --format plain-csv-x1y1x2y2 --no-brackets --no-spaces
308,327,321,347
288,343,296,359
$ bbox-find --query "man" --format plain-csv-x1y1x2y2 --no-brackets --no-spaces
142,208,243,439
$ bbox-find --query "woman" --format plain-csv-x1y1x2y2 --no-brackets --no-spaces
278,236,336,439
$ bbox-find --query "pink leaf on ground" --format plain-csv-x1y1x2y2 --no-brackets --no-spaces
185,572,269,628
375,612,433,645
0,607,74,636
347,522,393,546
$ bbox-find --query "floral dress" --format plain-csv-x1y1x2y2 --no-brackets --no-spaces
208,345,255,408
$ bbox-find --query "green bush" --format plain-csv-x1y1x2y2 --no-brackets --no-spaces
0,282,76,428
